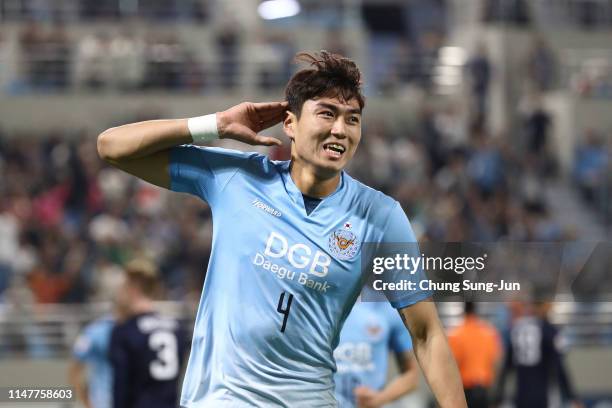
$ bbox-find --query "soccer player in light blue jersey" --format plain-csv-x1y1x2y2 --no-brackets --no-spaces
97,51,466,407
69,315,115,408
334,300,418,408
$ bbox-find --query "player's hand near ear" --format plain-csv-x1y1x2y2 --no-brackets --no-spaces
217,101,288,146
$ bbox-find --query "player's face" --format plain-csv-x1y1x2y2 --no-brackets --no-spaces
284,96,362,176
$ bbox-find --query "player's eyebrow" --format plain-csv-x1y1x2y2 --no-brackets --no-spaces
315,101,361,116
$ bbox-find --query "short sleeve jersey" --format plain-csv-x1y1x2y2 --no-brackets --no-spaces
73,316,114,408
170,146,430,407
333,301,413,408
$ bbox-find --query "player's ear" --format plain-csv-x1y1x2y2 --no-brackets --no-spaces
283,111,297,142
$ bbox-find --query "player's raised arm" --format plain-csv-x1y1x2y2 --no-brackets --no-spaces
399,301,467,408
96,101,287,188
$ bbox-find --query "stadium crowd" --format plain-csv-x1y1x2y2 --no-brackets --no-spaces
0,95,592,308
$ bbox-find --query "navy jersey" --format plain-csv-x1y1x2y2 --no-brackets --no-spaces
498,316,576,408
109,312,186,408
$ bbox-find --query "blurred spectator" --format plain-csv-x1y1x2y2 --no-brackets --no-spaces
181,51,207,92
466,44,492,129
524,35,557,92
434,102,468,150
435,148,470,196
40,21,71,89
323,28,348,56
482,0,530,25
389,40,420,88
521,95,552,156
143,32,184,90
0,198,19,299
216,23,240,90
523,200,563,240
575,0,603,28
519,93,554,177
253,32,295,91
80,0,119,20
415,30,444,90
573,129,608,204
467,132,504,196
419,105,446,174
18,21,45,87
74,32,112,89
0,30,10,91
109,30,145,91
26,231,78,303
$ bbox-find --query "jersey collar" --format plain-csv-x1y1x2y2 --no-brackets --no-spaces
280,160,346,210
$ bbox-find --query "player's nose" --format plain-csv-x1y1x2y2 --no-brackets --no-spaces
330,118,347,139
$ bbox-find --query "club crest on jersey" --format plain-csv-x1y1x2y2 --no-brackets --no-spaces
328,225,359,260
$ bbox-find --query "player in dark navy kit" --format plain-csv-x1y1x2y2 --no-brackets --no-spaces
495,301,583,408
109,259,187,408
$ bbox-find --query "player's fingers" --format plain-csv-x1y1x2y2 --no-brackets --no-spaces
252,101,288,117
253,135,283,146
258,109,287,124
259,116,285,130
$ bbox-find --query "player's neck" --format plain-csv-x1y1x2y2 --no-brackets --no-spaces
289,161,340,198
130,298,155,316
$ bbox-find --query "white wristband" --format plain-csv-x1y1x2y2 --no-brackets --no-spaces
188,113,219,144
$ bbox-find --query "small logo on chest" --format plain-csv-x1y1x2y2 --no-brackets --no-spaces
252,198,282,217
328,223,360,260
365,323,383,341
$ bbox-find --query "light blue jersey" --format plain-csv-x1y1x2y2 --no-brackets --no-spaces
72,316,114,408
170,146,430,407
333,301,413,408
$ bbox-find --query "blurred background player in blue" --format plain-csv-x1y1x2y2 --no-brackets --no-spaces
109,258,187,408
495,301,584,408
334,300,418,408
68,271,127,408
69,310,117,408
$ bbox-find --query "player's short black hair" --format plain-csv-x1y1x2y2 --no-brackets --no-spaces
285,50,365,118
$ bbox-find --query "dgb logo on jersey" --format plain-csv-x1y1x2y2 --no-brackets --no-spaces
328,224,359,260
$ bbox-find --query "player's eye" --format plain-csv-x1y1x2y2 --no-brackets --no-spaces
348,116,360,124
319,110,334,118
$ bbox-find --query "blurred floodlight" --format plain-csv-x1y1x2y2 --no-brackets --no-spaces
258,0,301,20
439,46,466,66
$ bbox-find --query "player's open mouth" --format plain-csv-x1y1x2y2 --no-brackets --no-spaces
322,143,346,159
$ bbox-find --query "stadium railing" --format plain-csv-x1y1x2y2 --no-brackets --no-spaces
1,301,611,357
